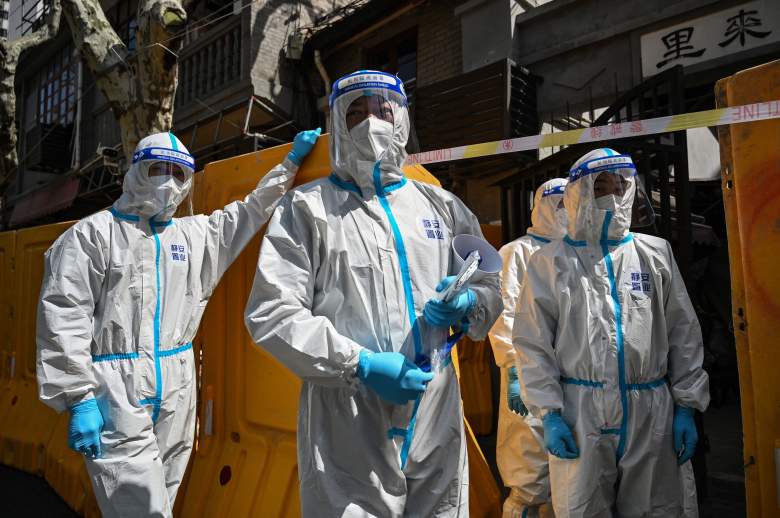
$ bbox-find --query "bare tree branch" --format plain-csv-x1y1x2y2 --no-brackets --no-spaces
62,0,187,162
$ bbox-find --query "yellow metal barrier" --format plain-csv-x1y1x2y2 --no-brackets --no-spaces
0,230,15,388
716,59,780,518
0,230,17,461
0,222,72,474
456,224,502,436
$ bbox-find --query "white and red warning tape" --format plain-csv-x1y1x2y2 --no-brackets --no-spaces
405,100,780,166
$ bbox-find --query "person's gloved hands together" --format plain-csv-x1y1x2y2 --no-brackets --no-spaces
506,366,528,416
68,398,104,459
287,128,322,166
673,406,698,465
542,411,579,459
357,350,434,405
423,276,476,329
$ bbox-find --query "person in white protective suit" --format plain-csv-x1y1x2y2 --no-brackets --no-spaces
488,177,567,518
244,70,502,517
36,129,319,517
512,148,710,518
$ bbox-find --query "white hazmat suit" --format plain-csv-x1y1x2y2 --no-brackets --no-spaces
513,148,709,518
244,70,502,517
37,132,296,517
489,178,567,518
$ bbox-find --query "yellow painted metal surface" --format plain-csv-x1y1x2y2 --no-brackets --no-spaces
0,230,15,388
715,59,780,518
0,222,72,474
456,224,502,436
0,221,99,515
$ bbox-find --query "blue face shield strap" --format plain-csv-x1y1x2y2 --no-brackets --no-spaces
330,70,407,107
569,155,636,183
542,185,565,197
133,147,195,171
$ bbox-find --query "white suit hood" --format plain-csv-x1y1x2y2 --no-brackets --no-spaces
114,132,195,221
527,177,568,240
328,71,410,197
565,148,635,243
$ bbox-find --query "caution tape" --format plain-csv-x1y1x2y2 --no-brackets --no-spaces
405,99,780,166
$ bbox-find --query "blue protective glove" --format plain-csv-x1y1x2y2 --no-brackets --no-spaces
68,398,104,459
423,276,477,329
357,350,434,405
542,411,579,459
673,406,698,465
506,366,528,416
287,127,322,166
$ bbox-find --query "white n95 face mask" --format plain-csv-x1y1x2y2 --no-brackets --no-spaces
595,194,621,212
349,117,394,162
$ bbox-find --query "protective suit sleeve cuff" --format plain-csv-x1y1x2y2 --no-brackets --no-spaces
282,157,300,174
496,352,517,369
68,394,96,412
65,391,95,410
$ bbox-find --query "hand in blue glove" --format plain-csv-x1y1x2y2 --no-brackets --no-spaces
506,366,528,416
287,127,322,166
673,406,698,465
357,350,434,405
68,398,104,459
423,276,476,329
542,411,579,459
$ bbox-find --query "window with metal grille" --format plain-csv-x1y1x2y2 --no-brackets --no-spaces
37,45,77,125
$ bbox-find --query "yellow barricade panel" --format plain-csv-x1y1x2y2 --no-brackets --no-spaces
1,221,73,474
716,59,780,518
456,224,503,436
0,231,17,448
457,337,495,436
0,230,16,387
181,137,501,516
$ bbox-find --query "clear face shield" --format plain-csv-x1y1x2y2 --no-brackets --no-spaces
573,154,656,228
146,160,195,216
329,71,412,171
147,161,190,184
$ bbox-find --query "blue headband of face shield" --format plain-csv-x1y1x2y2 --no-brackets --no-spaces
542,185,566,197
329,70,407,107
568,155,636,182
132,147,195,171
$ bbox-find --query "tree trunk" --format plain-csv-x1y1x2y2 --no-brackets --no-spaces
0,1,62,200
61,0,186,163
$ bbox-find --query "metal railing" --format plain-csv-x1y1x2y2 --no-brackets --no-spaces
176,19,242,109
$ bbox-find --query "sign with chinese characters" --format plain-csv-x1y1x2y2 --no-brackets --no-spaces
641,0,780,77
